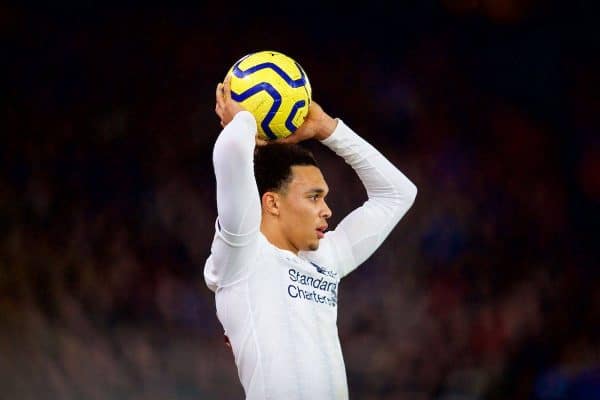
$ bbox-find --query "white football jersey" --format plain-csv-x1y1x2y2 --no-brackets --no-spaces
205,111,417,399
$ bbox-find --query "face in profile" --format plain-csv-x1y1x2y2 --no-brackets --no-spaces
278,165,332,252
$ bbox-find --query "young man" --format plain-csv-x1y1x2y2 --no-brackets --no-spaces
204,77,417,399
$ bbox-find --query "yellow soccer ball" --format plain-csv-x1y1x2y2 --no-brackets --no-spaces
225,50,312,140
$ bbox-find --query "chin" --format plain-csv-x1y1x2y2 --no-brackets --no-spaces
307,242,320,251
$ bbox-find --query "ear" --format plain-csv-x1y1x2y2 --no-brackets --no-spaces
262,192,280,216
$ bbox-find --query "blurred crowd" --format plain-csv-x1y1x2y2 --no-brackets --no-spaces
1,2,598,399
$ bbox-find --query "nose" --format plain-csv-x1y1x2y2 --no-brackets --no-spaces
321,201,332,220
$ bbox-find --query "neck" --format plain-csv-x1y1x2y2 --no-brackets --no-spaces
260,219,298,254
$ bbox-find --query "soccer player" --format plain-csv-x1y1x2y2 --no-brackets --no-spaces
204,76,417,399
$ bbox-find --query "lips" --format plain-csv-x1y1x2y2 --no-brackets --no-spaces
316,224,328,239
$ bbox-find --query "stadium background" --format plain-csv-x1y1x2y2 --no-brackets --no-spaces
2,1,598,399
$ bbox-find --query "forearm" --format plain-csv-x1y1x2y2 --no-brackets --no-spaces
321,120,417,209
321,120,417,271
213,111,261,238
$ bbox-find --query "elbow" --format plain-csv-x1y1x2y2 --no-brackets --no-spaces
394,172,417,204
390,178,417,214
407,181,418,206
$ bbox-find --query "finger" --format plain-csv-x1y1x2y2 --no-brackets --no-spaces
279,124,309,143
215,103,223,119
292,124,308,138
272,134,301,145
215,82,224,107
255,136,268,146
223,75,232,101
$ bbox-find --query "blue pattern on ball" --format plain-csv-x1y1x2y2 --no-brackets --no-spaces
231,58,308,139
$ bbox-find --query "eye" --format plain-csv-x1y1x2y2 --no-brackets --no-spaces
310,194,320,201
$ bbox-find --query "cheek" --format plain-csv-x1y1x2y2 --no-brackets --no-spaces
285,204,313,230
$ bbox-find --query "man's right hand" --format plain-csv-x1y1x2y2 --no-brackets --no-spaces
215,75,245,128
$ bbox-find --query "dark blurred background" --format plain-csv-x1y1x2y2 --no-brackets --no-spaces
1,1,599,399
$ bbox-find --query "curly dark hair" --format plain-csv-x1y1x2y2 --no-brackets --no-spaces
254,143,319,196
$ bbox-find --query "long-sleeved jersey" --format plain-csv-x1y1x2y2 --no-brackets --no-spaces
204,111,417,399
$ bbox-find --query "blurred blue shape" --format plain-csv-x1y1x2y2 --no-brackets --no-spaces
535,365,600,400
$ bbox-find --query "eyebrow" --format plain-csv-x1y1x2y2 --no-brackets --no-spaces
306,188,327,195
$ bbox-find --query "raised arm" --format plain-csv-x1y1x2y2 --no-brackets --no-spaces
320,121,417,277
204,80,261,292
276,102,417,278
213,110,261,238
281,102,417,277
